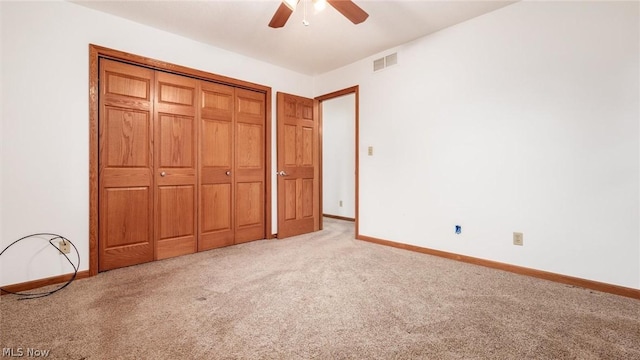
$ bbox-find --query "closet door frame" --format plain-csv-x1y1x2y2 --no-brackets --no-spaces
89,44,273,276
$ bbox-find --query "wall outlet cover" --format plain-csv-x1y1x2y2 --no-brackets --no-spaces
513,232,523,246
58,240,70,254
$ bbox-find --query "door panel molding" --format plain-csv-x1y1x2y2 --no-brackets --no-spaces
90,44,272,276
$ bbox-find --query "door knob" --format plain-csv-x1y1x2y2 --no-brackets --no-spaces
160,171,166,177
277,171,288,176
225,171,231,176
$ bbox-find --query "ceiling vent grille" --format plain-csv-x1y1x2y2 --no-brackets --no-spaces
373,52,398,72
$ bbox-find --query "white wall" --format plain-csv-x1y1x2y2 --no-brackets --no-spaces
0,0,314,286
315,1,640,289
322,94,356,218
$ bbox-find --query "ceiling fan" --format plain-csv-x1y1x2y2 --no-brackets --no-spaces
269,0,369,28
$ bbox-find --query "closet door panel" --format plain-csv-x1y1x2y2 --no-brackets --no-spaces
199,82,235,250
202,120,231,167
202,184,232,232
158,114,194,168
235,89,266,243
155,72,198,259
99,59,154,271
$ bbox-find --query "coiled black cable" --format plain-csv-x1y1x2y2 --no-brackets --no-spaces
0,233,80,300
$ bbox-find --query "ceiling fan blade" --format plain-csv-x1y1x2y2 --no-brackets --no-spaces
269,2,294,28
327,0,369,24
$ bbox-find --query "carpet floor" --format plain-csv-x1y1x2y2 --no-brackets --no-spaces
1,218,639,359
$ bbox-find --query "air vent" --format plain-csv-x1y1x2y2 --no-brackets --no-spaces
373,52,398,72
385,53,398,67
373,58,385,72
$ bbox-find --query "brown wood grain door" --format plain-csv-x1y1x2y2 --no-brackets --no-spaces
235,89,267,243
154,71,198,260
98,59,155,271
199,82,235,250
277,92,320,238
98,57,268,270
199,85,267,248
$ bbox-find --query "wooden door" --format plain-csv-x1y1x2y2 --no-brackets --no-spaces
98,59,155,271
154,71,199,259
98,58,267,270
235,89,267,243
199,82,235,250
199,85,267,248
277,92,320,238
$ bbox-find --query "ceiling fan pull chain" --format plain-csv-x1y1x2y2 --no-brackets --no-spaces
303,0,310,26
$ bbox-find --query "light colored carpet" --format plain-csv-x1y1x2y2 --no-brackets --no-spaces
1,218,639,359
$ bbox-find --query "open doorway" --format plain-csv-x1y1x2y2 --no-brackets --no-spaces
317,86,359,235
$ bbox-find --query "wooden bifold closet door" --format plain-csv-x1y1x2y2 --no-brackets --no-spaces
199,83,266,250
99,58,266,271
98,59,155,271
155,71,199,260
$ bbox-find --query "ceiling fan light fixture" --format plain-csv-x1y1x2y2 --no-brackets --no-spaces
312,0,327,12
283,0,297,11
269,0,368,28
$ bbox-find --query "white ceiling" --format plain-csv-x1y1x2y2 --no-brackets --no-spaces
72,0,516,75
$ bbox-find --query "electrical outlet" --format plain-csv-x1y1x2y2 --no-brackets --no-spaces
513,232,523,246
339,200,343,207
58,240,70,254
368,146,373,156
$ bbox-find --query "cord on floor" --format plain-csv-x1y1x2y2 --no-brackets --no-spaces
0,233,80,300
